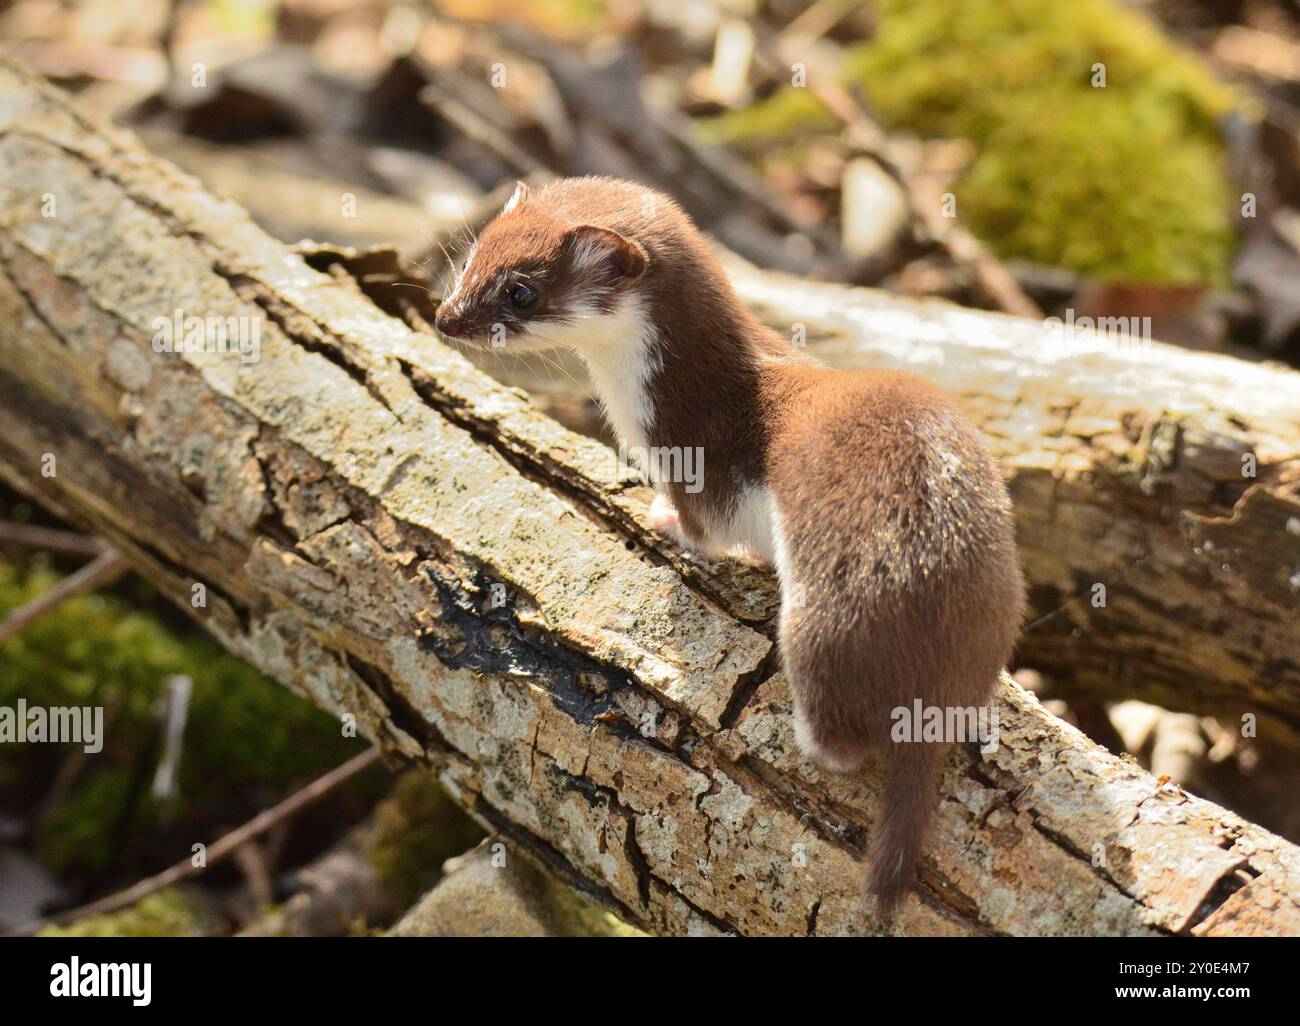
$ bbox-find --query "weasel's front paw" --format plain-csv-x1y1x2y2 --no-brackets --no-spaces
647,493,681,536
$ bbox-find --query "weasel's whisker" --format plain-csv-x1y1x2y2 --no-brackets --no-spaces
456,195,479,247
436,239,458,280
388,282,436,295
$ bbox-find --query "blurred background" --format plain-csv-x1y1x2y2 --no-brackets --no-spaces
2,0,1300,936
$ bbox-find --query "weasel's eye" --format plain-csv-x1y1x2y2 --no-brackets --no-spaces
509,284,538,309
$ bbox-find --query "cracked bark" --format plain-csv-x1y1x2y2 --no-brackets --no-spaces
1,57,1299,936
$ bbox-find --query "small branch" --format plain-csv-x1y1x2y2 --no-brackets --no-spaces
231,839,276,909
0,547,127,646
0,519,107,558
6,747,383,935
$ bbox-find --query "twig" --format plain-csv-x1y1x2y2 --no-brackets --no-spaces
0,520,107,558
783,0,857,44
0,547,127,646
6,746,384,935
231,839,275,909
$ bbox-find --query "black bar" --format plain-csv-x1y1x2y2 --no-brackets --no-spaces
0,935,1290,1013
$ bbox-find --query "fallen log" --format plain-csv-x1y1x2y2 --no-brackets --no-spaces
1,57,1298,935
109,76,1300,741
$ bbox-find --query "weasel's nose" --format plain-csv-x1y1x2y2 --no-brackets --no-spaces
436,307,464,337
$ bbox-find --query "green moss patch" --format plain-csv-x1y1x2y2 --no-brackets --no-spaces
40,888,213,937
0,561,368,879
700,0,1249,284
368,770,485,908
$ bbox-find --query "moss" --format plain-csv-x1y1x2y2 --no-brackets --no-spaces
367,770,485,908
443,0,608,37
40,888,213,937
700,0,1249,284
847,0,1240,142
854,0,1245,283
954,88,1235,282
696,86,835,147
0,561,369,878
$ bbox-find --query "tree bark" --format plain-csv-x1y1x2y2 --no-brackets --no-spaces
1,57,1298,936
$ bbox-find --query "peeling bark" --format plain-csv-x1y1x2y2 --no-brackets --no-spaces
1,58,1299,936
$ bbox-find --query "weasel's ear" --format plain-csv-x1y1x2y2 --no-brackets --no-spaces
567,224,649,281
503,180,531,213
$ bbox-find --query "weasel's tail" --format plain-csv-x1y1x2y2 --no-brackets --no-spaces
865,740,949,919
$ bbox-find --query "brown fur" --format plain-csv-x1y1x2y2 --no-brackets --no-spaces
437,177,1026,919
763,365,1023,912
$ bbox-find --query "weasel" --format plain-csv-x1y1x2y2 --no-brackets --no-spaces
435,177,1025,918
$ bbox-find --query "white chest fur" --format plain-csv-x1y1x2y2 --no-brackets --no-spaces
564,296,779,567
573,294,661,452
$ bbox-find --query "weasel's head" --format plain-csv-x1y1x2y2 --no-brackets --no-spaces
435,181,649,354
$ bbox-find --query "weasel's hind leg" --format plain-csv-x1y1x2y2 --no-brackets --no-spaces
778,603,881,775
791,702,870,775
